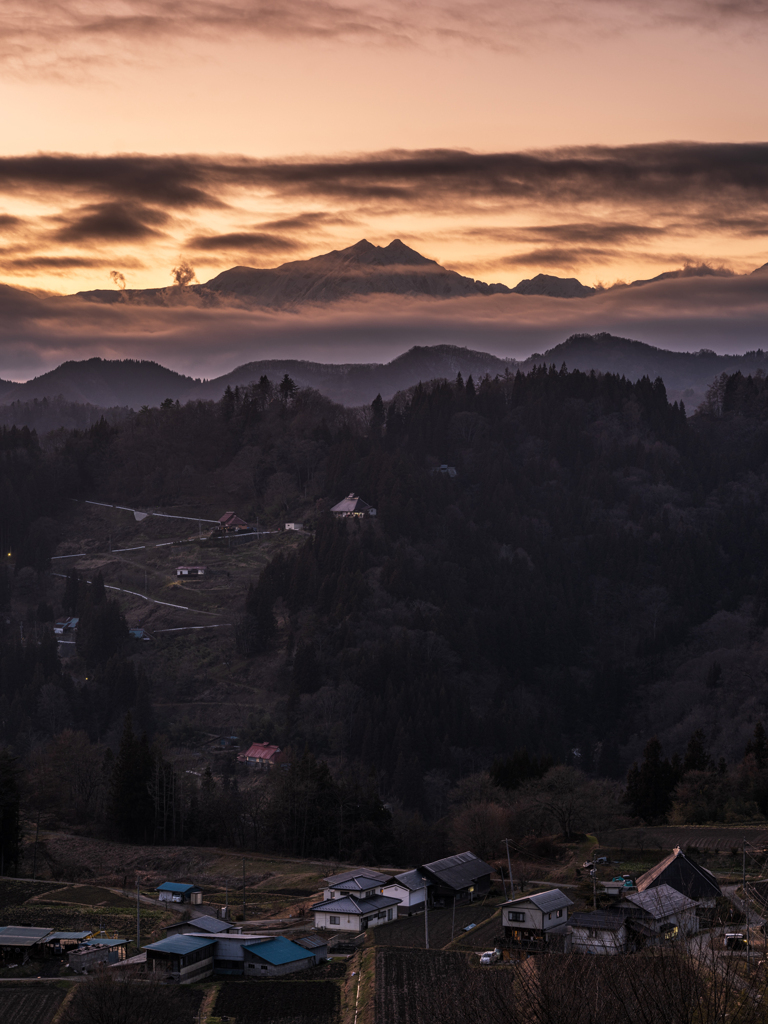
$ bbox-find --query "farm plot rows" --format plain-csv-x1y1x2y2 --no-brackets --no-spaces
371,901,498,949
0,880,66,911
44,886,134,908
0,987,64,1024
214,980,340,1023
597,825,768,853
374,947,511,1024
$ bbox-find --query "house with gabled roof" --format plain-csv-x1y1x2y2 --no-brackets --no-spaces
382,869,429,915
419,851,492,906
500,889,574,948
330,494,376,518
219,512,248,530
322,870,391,901
635,846,721,908
616,883,699,940
156,881,203,905
312,893,400,932
237,742,282,769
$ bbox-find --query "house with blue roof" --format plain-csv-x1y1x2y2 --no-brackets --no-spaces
143,934,217,983
156,882,203,905
242,936,315,977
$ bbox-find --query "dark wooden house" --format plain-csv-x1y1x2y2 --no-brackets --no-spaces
419,851,491,906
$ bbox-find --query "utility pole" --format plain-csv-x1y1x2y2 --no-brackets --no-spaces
32,810,40,880
451,896,456,942
591,869,597,911
225,881,228,921
136,875,141,953
504,839,514,897
421,877,429,950
744,839,751,965
242,858,246,922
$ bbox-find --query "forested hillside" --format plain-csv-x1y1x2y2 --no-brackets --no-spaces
4,365,768,862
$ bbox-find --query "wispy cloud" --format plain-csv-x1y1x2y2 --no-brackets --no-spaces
1,143,768,286
2,0,768,78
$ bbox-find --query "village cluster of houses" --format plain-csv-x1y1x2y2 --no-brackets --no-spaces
502,846,722,954
0,847,728,984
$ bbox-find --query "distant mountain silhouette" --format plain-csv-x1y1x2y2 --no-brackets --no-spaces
627,264,734,288
0,358,198,408
195,345,516,406
5,335,768,418
511,274,595,298
75,239,513,308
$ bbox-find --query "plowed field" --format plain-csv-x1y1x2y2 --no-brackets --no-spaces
0,988,64,1024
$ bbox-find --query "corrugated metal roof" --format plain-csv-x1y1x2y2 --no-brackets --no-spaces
156,882,200,893
421,851,492,891
144,935,217,955
83,938,128,947
635,847,721,900
242,742,281,760
620,883,697,918
389,869,427,893
243,937,313,965
503,889,574,913
324,868,391,887
48,931,92,941
331,875,384,892
296,935,327,949
570,910,628,932
312,894,400,914
180,915,230,933
330,494,372,513
0,926,53,946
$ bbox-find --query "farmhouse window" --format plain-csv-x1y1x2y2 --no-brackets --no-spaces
329,916,340,925
508,911,525,922
261,965,268,970
388,909,394,921
557,909,562,918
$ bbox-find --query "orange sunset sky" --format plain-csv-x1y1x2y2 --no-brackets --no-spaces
0,0,767,379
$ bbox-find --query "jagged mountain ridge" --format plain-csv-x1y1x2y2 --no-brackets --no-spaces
74,239,513,308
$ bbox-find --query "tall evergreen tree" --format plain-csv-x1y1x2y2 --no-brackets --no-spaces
0,748,20,874
626,738,678,822
109,713,155,842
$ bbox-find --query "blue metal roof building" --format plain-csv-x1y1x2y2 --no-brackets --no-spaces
155,882,203,904
242,936,315,977
143,935,216,983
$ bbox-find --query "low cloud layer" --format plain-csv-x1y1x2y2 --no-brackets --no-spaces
1,272,767,384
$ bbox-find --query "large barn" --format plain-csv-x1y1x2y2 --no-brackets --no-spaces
635,846,721,907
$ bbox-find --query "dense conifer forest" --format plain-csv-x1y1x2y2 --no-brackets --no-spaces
4,365,768,862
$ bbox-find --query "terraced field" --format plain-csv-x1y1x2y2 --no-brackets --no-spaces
0,987,64,1024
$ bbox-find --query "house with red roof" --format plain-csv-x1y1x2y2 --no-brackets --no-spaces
238,742,282,769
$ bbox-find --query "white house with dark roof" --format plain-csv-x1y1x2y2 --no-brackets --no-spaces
382,869,429,915
312,893,400,932
501,889,574,948
322,871,390,901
